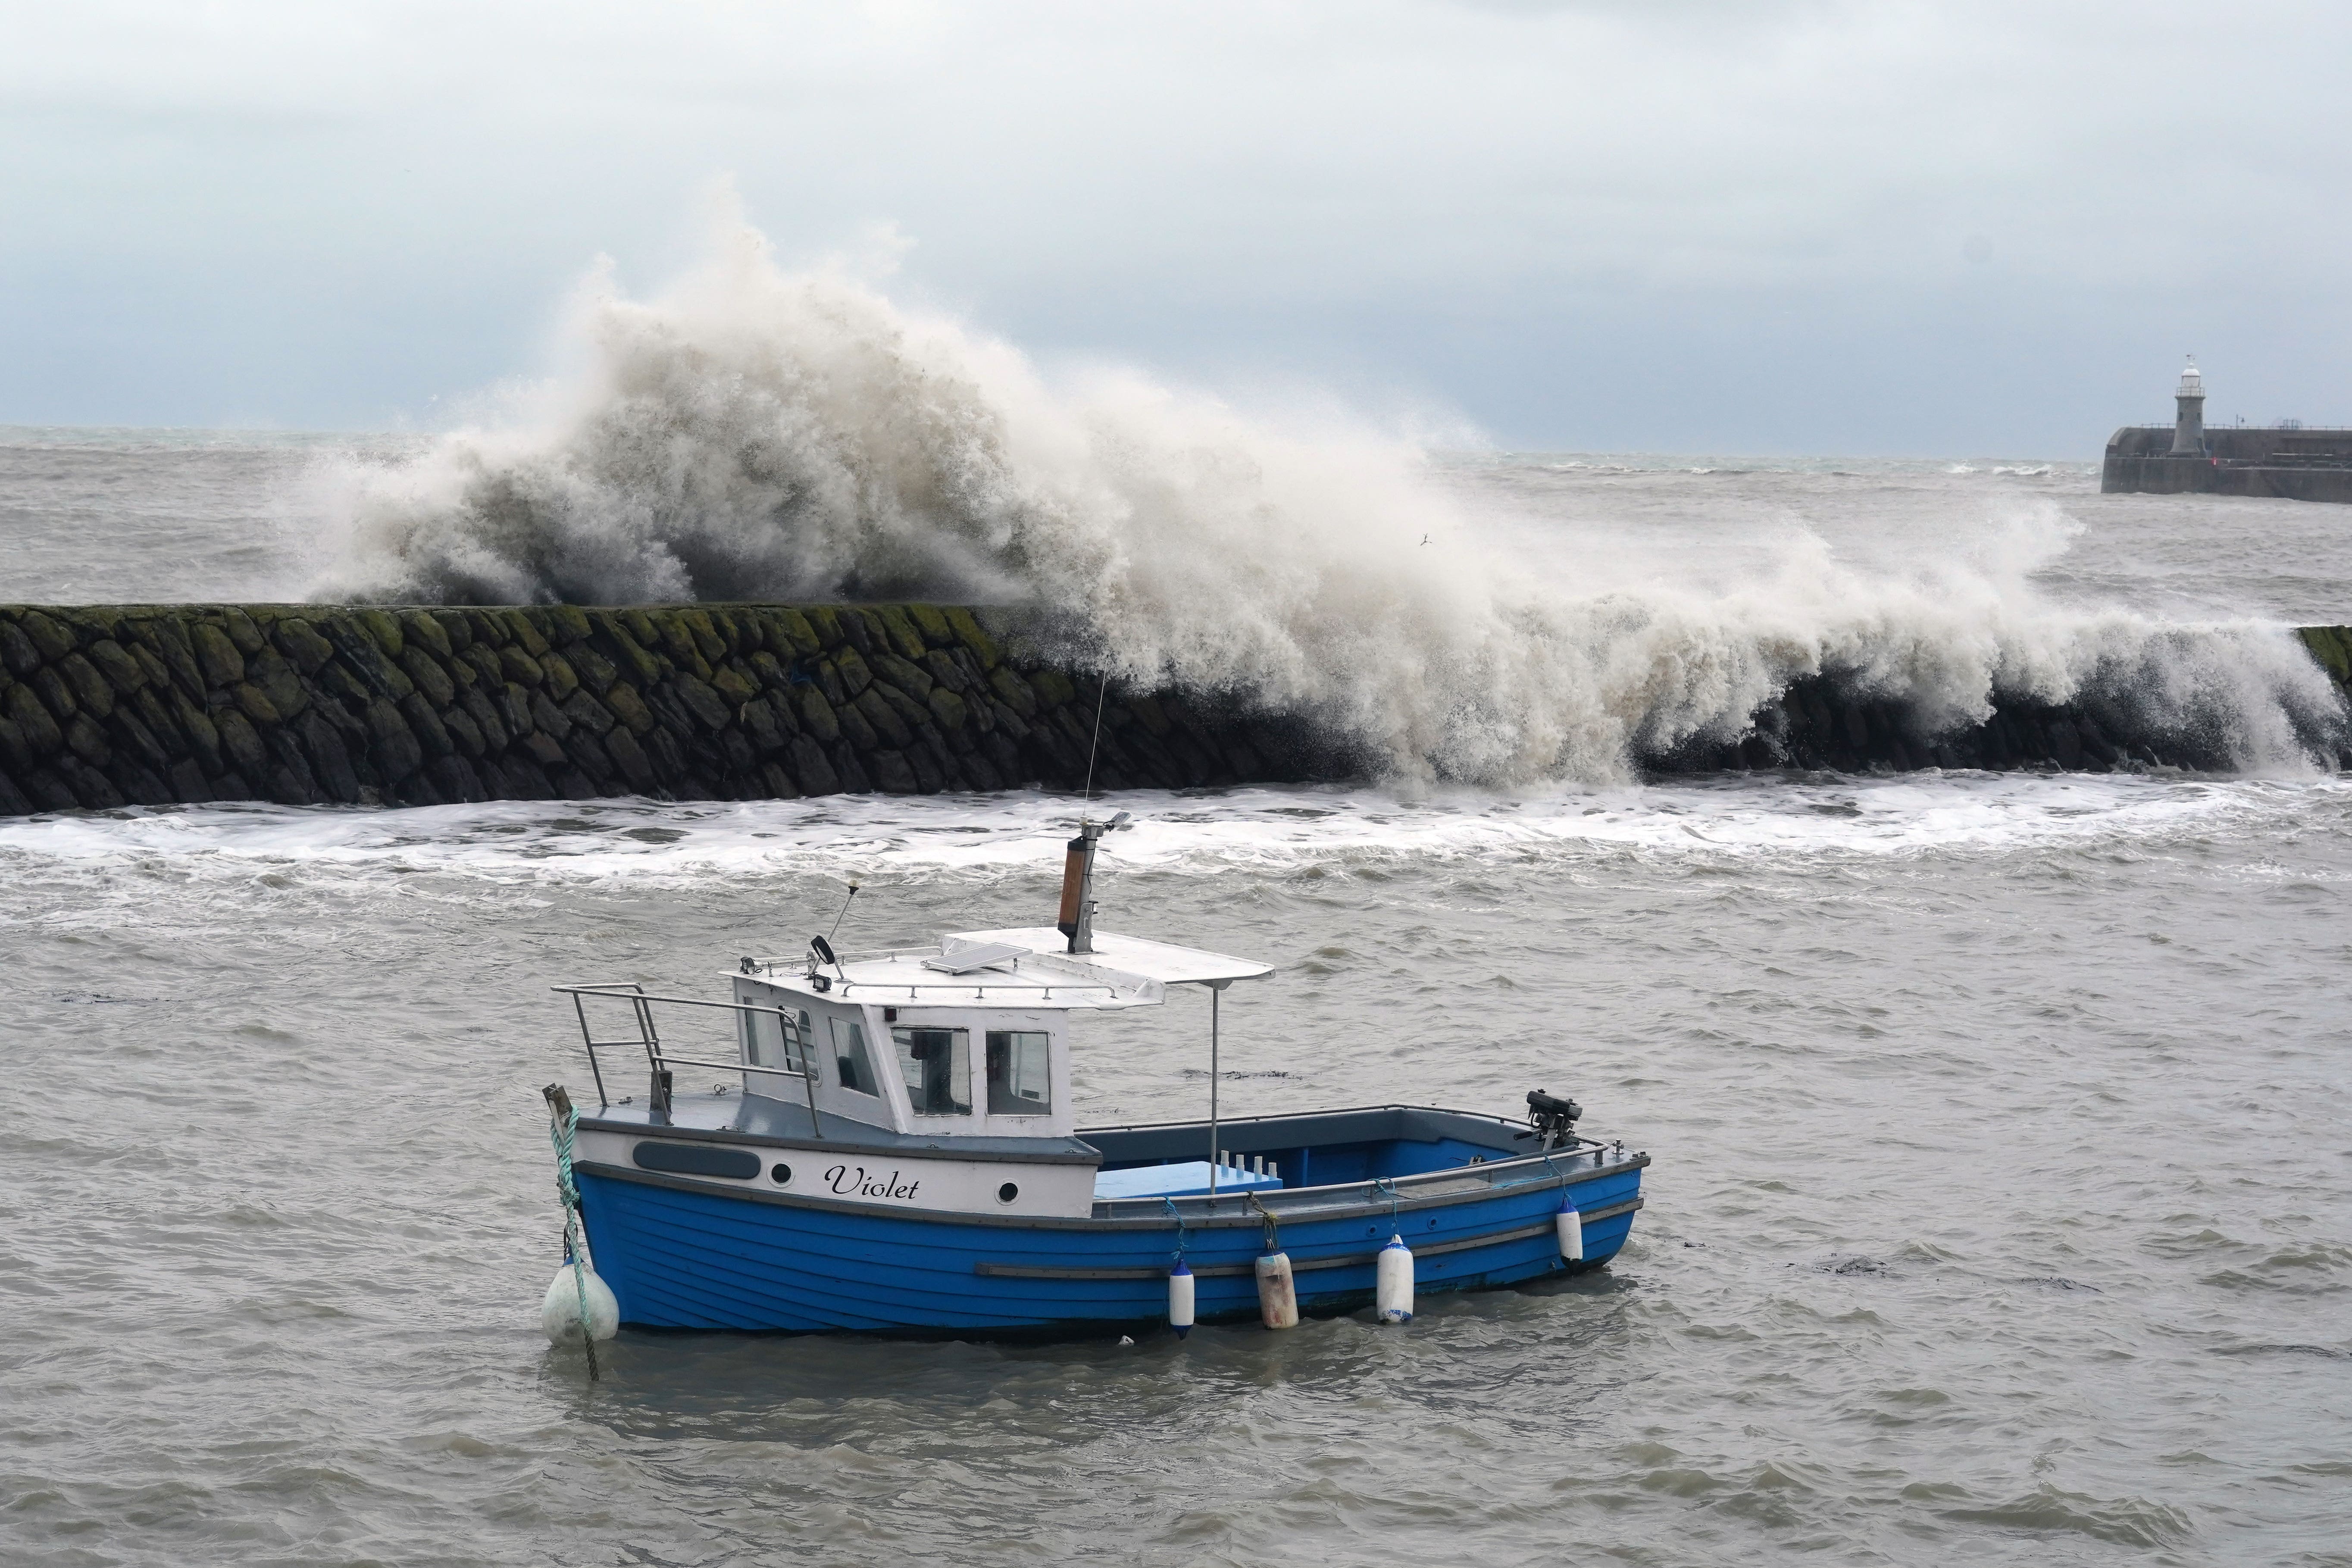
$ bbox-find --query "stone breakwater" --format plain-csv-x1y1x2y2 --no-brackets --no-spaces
0,603,2346,815
0,603,1354,816
1645,628,2352,776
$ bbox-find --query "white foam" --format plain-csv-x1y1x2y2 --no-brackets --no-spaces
0,775,2328,889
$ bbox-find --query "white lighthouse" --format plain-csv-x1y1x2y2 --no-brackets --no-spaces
2168,357,2206,457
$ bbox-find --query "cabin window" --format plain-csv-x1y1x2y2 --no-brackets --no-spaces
828,1016,879,1097
985,1030,1053,1115
893,1027,971,1116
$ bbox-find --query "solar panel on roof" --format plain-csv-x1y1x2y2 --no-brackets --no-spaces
921,942,1030,976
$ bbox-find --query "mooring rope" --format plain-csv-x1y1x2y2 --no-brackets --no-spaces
544,1095,601,1381
1162,1196,1189,1264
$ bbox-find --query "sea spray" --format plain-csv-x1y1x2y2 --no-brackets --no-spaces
310,219,2346,783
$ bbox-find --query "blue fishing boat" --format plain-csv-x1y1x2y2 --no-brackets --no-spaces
541,817,1649,1337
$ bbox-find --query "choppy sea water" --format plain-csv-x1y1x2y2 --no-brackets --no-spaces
3,435,2350,1565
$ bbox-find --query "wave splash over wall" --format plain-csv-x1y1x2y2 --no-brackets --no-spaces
312,219,2344,784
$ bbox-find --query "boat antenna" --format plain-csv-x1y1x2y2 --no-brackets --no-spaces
1080,676,1108,808
826,881,860,945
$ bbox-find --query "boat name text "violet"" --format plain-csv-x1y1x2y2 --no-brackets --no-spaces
825,1164,922,1202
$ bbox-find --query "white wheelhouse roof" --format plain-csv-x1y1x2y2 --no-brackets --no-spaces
733,929,1272,1012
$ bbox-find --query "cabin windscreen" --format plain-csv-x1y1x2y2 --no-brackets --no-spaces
894,1027,972,1116
986,1031,1053,1116
828,1017,881,1098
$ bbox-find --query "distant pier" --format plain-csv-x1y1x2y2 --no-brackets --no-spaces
2102,360,2352,502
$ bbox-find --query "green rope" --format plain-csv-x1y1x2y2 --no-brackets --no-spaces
547,1103,601,1381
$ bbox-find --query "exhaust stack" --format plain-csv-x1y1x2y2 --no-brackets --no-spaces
1055,813,1130,954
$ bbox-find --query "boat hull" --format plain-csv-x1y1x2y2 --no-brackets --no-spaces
574,1156,1645,1333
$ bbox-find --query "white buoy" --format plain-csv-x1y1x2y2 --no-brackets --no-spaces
1558,1199,1584,1263
1168,1260,1196,1339
1255,1252,1298,1329
1376,1233,1415,1324
541,1262,619,1346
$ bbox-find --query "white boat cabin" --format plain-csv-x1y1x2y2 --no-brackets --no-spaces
728,927,1272,1143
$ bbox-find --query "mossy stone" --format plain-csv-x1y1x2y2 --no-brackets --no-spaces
600,620,665,685
768,609,823,657
834,647,874,698
693,608,737,657
545,603,593,645
216,707,270,777
400,609,453,660
942,607,999,670
803,606,846,651
872,651,932,699
540,651,581,702
126,643,173,692
432,609,475,653
906,604,953,646
1030,668,1078,708
500,609,552,658
190,622,246,687
0,620,41,677
2299,626,2352,682
19,610,76,663
747,651,790,692
249,648,308,719
987,666,1038,718
349,608,402,660
233,682,282,726
604,682,656,735
497,646,544,688
672,673,732,732
6,684,62,756
275,619,336,675
876,607,928,661
711,665,759,707
400,648,456,707
222,609,269,657
569,644,618,696
86,640,144,693
798,688,842,744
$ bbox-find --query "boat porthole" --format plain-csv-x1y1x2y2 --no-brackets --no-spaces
772,1163,792,1185
998,1182,1019,1203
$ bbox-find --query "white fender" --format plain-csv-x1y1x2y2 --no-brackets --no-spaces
1255,1252,1298,1329
541,1262,619,1345
1375,1233,1415,1324
1558,1200,1584,1263
1168,1261,1196,1339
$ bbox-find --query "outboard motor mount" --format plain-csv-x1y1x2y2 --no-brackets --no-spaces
1519,1089,1583,1149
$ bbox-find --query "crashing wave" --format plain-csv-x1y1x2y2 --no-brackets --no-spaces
307,217,2345,784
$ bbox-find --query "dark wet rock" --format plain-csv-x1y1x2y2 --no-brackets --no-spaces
18,610,77,664
0,620,43,677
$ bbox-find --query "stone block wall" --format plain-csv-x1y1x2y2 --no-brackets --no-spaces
0,602,2344,814
0,602,1345,815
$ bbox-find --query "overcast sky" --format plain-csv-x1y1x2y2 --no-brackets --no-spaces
3,0,2346,454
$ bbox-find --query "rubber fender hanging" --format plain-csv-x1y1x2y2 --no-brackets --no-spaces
1376,1233,1415,1324
1558,1200,1584,1263
1168,1260,1195,1339
1255,1252,1298,1329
